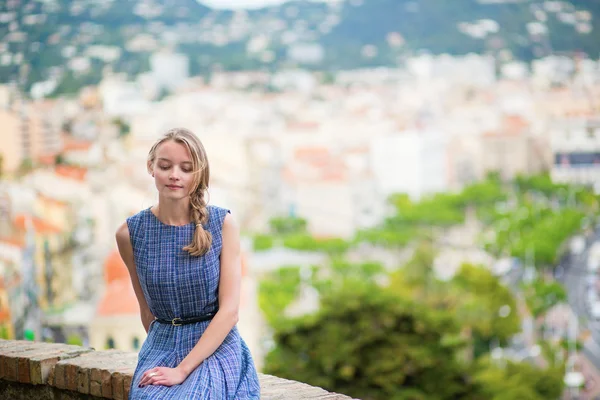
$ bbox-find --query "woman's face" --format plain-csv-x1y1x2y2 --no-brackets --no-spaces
151,140,196,200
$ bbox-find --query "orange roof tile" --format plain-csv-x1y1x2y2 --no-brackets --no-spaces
104,249,130,283
0,309,11,323
287,121,320,131
345,146,369,154
96,280,139,316
13,214,62,234
37,154,58,166
55,165,88,181
37,193,69,207
294,147,330,166
63,136,93,152
0,237,25,248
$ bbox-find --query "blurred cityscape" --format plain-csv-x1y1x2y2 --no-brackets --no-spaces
1,0,600,399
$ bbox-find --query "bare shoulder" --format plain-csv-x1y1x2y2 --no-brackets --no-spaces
222,212,238,233
221,213,240,251
115,221,131,249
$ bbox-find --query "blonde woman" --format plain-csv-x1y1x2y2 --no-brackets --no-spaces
116,128,260,399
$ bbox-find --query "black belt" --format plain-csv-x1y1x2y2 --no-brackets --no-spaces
155,312,216,326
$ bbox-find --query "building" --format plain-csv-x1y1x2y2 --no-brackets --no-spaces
280,145,381,238
0,109,21,175
551,116,600,191
479,115,550,181
12,213,70,311
0,100,64,175
89,249,145,352
0,237,21,339
149,51,190,92
370,129,450,200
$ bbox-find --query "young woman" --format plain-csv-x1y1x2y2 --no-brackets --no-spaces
115,128,260,399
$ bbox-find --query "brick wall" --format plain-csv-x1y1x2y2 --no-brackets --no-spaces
0,339,356,399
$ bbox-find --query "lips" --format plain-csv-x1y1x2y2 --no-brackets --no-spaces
166,185,182,190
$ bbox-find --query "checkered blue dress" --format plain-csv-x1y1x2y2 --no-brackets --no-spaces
126,205,261,399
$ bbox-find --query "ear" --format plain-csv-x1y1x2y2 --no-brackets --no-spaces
147,162,154,177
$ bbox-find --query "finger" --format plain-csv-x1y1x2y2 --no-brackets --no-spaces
140,370,158,387
141,373,153,385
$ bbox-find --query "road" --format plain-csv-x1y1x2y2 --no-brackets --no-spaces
560,229,600,370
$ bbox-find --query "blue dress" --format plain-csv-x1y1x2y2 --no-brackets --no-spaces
126,205,261,399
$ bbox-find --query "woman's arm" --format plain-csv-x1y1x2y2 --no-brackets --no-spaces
138,213,242,387
177,212,241,374
115,222,155,333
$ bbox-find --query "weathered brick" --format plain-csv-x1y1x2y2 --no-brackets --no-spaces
13,348,64,384
3,353,18,381
90,379,102,397
30,354,60,385
123,373,133,398
0,340,359,400
76,362,90,394
53,362,66,389
101,368,112,398
64,363,78,391
112,370,125,400
0,342,39,380
17,356,30,383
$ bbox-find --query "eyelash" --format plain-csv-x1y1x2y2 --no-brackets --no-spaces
158,165,192,173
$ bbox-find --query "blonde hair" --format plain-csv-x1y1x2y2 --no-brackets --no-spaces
147,127,212,256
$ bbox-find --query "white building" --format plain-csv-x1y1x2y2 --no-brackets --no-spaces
550,116,600,191
98,77,152,118
370,129,450,200
149,51,190,92
532,56,576,87
406,54,496,87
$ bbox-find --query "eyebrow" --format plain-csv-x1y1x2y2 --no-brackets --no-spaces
157,158,193,164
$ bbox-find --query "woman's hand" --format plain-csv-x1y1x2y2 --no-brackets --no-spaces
138,366,188,387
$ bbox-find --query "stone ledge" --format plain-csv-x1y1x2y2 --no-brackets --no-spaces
0,339,358,399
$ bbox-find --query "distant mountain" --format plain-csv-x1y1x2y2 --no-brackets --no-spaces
1,0,599,96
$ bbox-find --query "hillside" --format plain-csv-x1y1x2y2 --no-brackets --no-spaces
1,0,598,95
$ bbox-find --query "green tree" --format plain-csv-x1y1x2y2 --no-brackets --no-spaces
66,334,83,346
269,216,307,235
522,278,567,319
450,264,521,356
55,153,66,165
252,234,274,251
354,225,418,248
473,358,564,400
390,240,438,301
18,158,33,176
112,117,131,138
258,266,301,327
264,283,474,400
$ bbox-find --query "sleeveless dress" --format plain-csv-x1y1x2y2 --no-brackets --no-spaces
126,205,261,399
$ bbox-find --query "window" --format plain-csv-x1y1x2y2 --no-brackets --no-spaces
132,337,140,350
106,336,115,349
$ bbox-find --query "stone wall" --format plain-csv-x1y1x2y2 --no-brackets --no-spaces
0,339,357,399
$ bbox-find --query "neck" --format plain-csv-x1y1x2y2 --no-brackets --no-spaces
154,197,191,226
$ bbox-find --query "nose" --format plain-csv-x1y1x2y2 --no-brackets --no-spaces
169,168,181,181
